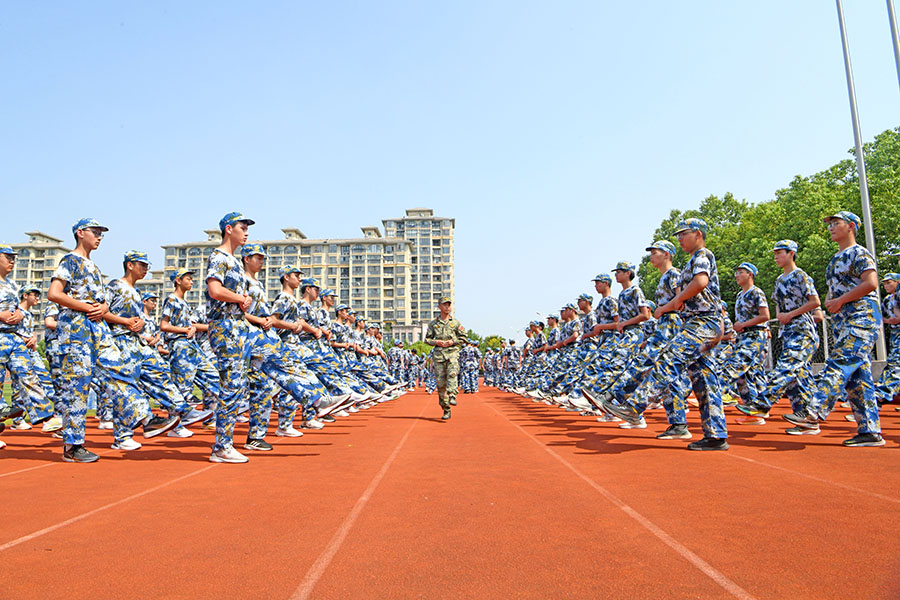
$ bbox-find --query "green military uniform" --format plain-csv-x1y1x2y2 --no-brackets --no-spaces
425,308,468,411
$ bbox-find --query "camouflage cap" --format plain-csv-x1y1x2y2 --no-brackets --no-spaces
577,293,594,303
438,296,451,304
278,265,302,278
673,217,708,236
123,250,151,266
141,291,159,301
823,210,861,230
734,262,758,277
646,240,677,257
773,239,799,253
547,313,560,321
72,217,109,236
19,285,41,297
591,273,612,284
334,303,350,312
0,244,17,256
320,288,335,297
301,277,321,289
219,212,255,231
881,272,900,283
240,243,268,258
612,261,636,273
562,302,577,312
169,267,195,282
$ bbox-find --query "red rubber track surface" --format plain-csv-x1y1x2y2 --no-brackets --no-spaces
1,387,898,599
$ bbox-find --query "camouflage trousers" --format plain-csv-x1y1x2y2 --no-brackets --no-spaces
583,328,645,397
338,351,386,392
110,335,189,443
758,325,818,415
434,357,459,409
628,313,727,438
247,328,325,438
55,313,151,446
611,313,686,425
168,338,221,409
208,318,251,452
875,328,900,404
0,333,54,423
424,366,437,394
809,303,881,434
294,342,365,396
719,329,768,406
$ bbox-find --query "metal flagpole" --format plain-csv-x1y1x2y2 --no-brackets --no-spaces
887,0,900,92
835,0,887,360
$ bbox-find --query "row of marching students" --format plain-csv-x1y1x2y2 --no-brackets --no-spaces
0,213,406,463
499,210,897,450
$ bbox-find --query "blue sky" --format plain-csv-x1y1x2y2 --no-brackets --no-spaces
3,1,900,339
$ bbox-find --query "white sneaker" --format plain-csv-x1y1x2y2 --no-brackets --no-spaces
98,420,113,430
597,414,622,423
275,426,304,437
646,402,663,411
0,439,6,449
302,418,325,430
11,421,32,430
335,410,350,417
41,416,63,432
209,446,249,463
236,414,250,423
181,408,213,426
844,414,857,422
167,426,194,438
618,417,647,429
111,438,142,450
348,406,360,413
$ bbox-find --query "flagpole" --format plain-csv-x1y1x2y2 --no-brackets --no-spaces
887,0,900,92
835,0,887,359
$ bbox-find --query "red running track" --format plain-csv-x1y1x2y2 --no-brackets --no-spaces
1,387,898,599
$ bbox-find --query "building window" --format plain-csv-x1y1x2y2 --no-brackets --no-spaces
328,244,337,253
367,277,379,286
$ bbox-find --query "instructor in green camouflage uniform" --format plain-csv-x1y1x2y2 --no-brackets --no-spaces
425,296,468,420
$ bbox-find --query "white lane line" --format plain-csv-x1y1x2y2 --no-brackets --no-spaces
0,465,216,552
726,452,900,504
290,402,425,600
0,449,117,479
487,401,757,600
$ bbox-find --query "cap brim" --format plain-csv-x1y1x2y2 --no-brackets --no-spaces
823,215,842,223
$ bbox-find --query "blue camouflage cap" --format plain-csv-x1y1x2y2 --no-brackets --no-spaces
773,239,799,253
301,277,321,288
734,262,758,277
19,285,41,297
547,313,560,321
240,243,268,258
334,303,350,312
524,326,531,333
882,272,900,283
0,244,18,256
673,217,708,236
591,273,612,284
823,210,861,230
219,212,255,231
320,288,335,297
141,291,159,301
348,309,357,316
395,339,403,345
612,261,636,273
123,250,151,266
169,267,194,282
278,265,302,279
562,302,577,312
72,218,109,236
646,240,677,257
577,293,594,303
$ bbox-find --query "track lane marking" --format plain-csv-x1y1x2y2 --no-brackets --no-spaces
487,399,757,600
290,400,426,600
0,465,216,552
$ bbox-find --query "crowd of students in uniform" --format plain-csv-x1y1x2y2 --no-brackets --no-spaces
0,213,430,463
484,211,898,450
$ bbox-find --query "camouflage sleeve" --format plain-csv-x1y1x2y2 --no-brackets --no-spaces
424,321,436,343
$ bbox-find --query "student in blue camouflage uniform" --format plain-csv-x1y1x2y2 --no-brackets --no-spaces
535,314,561,394
9,286,58,431
469,341,483,392
718,262,770,409
736,240,822,434
204,212,256,463
43,301,62,390
47,219,177,462
582,262,650,402
364,323,399,390
591,241,688,430
103,251,194,449
545,304,583,401
875,273,900,408
785,212,884,446
388,340,406,385
599,218,729,450
524,322,546,392
504,339,522,390
330,306,384,401
240,243,334,449
424,348,437,394
581,275,619,351
160,268,221,420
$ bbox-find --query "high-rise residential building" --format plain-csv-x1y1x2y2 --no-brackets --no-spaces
160,208,454,343
9,232,72,336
